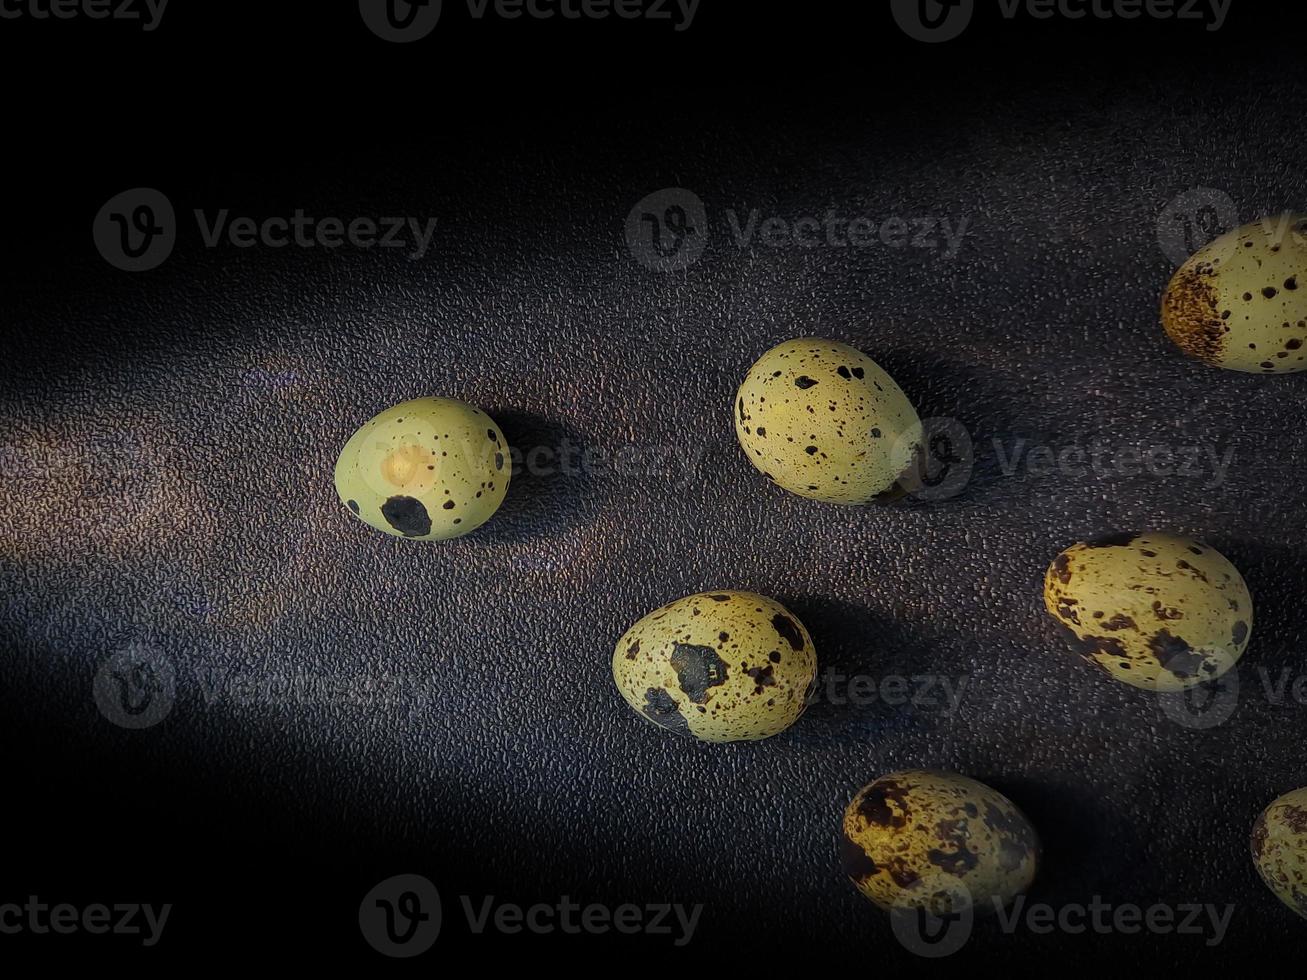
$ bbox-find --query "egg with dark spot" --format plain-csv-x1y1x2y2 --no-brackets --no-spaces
1043,532,1252,691
841,771,1039,915
734,339,923,504
334,397,510,540
612,591,817,742
1252,787,1307,920
1162,215,1307,373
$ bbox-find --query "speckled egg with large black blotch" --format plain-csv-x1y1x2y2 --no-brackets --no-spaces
734,339,923,504
841,770,1040,915
1162,215,1307,373
1043,532,1252,691
334,397,509,541
612,590,817,743
1252,787,1307,920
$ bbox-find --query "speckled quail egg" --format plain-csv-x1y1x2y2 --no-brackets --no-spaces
734,339,923,504
612,590,817,742
841,770,1040,915
1252,787,1307,920
334,397,510,540
1162,214,1307,373
1043,532,1252,691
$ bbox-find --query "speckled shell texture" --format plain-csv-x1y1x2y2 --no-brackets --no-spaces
612,590,817,743
1162,215,1307,373
841,770,1040,915
1043,532,1252,691
734,338,923,504
333,396,510,541
1252,787,1307,920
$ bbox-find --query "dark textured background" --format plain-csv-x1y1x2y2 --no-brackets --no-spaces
2,1,1305,967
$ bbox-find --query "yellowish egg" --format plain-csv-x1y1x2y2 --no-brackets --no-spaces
841,770,1039,915
1162,215,1307,373
334,397,510,541
1252,787,1307,920
1043,532,1252,691
612,590,817,742
734,339,923,504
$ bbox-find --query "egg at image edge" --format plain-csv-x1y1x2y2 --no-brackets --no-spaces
841,770,1040,915
1252,787,1307,920
612,591,818,743
333,396,511,541
1162,214,1307,374
1043,532,1253,692
734,338,924,504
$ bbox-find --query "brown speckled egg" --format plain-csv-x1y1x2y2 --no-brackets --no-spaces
1253,787,1307,920
734,339,923,504
841,771,1039,915
612,590,817,743
1043,532,1252,691
1162,214,1307,373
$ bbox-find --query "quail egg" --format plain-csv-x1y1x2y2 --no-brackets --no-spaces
841,770,1040,915
612,590,817,742
734,339,923,504
1252,787,1307,920
1162,214,1307,373
334,397,510,540
1043,532,1252,691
